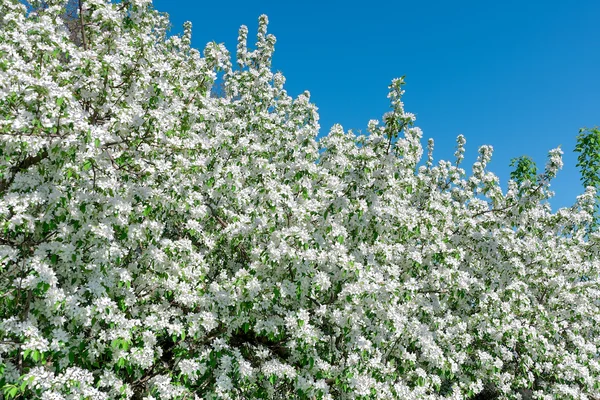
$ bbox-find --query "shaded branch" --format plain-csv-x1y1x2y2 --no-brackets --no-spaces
229,329,290,360
0,149,48,195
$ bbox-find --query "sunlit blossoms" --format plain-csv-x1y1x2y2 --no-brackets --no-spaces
0,0,599,399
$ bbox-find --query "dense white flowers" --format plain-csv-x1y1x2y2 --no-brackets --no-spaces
0,0,598,399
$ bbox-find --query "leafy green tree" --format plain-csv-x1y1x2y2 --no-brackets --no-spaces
508,154,538,198
508,155,538,185
509,127,600,239
575,127,600,234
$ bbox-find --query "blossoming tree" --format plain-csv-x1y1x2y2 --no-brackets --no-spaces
0,0,599,399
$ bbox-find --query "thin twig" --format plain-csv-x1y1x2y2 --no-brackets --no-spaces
78,0,87,50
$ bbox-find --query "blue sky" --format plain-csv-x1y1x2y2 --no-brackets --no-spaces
153,0,599,212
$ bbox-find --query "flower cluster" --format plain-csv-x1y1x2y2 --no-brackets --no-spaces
0,0,599,399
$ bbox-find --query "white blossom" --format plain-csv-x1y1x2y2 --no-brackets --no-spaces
0,1,597,399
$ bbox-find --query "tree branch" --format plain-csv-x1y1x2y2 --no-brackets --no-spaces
78,0,87,50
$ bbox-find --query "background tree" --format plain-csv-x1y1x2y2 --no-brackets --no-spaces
22,0,232,100
21,0,86,48
509,128,600,238
508,155,538,185
574,126,600,234
508,154,538,198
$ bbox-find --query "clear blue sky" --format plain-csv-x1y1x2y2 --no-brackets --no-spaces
153,0,599,212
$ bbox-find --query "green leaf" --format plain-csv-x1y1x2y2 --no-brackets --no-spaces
8,386,18,399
